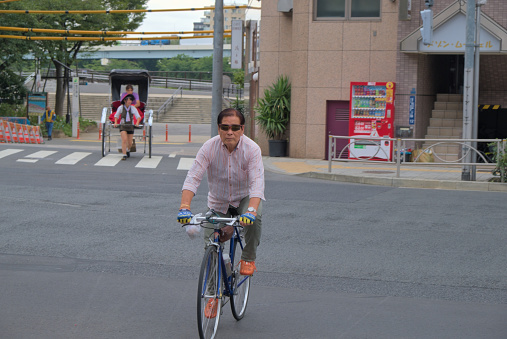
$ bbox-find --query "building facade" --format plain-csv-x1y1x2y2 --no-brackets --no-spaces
257,0,507,159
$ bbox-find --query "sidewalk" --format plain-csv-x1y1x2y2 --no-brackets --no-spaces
263,157,507,192
58,122,507,193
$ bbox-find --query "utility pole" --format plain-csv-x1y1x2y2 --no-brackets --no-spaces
211,0,224,137
461,0,476,181
471,0,488,180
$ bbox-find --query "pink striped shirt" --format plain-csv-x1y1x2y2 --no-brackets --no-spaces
182,135,265,213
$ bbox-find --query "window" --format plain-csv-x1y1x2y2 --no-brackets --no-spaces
315,0,380,19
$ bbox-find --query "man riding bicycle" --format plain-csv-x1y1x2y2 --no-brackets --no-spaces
177,108,265,277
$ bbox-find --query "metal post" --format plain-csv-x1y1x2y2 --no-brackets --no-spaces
211,0,224,137
396,138,401,178
328,135,332,173
461,0,476,181
472,1,487,180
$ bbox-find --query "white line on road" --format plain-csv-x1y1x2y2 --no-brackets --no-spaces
56,152,92,165
0,149,23,159
177,157,195,170
25,150,58,159
135,156,162,169
94,154,124,167
16,159,38,163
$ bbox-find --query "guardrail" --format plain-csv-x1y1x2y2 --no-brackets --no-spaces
328,135,506,181
156,86,183,121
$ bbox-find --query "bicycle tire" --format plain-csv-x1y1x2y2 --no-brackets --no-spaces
230,235,250,320
197,246,222,339
101,122,107,157
148,125,152,158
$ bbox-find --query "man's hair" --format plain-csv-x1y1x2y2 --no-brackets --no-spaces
217,108,245,125
126,84,134,91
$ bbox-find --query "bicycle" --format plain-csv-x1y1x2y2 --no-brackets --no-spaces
184,210,251,339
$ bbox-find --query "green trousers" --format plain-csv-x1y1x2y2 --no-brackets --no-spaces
204,196,262,262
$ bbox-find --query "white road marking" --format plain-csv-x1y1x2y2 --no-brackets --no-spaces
56,152,92,165
177,157,195,170
0,149,23,159
135,155,162,168
16,159,38,163
94,154,124,167
169,153,177,158
25,150,57,159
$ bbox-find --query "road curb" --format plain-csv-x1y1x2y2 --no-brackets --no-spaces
297,171,507,192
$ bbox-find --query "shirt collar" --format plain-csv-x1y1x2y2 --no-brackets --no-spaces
221,135,243,152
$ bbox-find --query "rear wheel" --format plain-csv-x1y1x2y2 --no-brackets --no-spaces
197,246,222,339
230,235,250,320
148,125,152,158
101,122,107,157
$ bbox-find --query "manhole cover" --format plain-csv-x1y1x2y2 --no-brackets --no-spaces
363,170,395,174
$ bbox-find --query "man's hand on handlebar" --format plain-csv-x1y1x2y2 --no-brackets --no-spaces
239,212,255,226
178,209,192,224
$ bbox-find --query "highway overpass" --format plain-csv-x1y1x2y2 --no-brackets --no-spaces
64,44,232,60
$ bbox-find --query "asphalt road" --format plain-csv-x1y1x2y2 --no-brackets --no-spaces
0,141,506,338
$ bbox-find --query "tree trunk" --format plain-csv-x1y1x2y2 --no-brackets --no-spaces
54,62,68,118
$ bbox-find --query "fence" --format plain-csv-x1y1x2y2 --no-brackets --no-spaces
328,135,506,181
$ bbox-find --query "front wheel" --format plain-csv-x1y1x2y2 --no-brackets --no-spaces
197,246,222,339
230,236,250,320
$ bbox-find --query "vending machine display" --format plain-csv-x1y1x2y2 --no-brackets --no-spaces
348,81,395,161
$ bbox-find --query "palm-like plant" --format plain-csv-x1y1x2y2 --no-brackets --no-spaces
255,75,291,140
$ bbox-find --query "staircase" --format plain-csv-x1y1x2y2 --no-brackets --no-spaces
423,94,463,161
46,94,178,122
157,97,225,124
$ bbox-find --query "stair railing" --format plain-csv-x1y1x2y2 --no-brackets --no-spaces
156,86,183,122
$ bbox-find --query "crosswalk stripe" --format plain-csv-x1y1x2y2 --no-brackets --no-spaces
56,152,92,165
135,155,162,168
17,159,38,163
94,154,124,167
25,150,58,159
0,149,23,159
177,157,195,170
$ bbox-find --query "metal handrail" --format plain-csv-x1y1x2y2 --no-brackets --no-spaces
327,135,506,181
156,86,183,121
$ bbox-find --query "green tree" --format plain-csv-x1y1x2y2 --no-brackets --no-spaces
2,0,148,117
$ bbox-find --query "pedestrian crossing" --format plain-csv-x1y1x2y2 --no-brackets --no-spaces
0,148,194,170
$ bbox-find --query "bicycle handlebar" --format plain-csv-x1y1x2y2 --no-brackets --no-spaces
186,211,240,227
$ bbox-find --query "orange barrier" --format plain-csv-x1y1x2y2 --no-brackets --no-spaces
0,121,44,144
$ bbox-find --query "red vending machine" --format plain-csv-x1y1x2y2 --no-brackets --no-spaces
348,81,395,161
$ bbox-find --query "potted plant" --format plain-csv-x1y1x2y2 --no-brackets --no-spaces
255,75,291,157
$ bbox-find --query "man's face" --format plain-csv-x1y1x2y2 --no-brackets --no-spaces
218,115,244,151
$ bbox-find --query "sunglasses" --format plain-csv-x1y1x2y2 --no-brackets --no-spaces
219,124,243,132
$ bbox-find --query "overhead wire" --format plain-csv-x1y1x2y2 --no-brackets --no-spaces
0,26,231,36
0,5,261,15
0,34,233,41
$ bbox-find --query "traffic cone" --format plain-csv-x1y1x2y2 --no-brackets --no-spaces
16,123,25,143
34,126,43,144
28,126,37,144
2,121,11,142
0,120,5,143
9,122,19,143
23,124,30,143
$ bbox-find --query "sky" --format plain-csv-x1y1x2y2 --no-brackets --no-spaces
137,0,258,33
